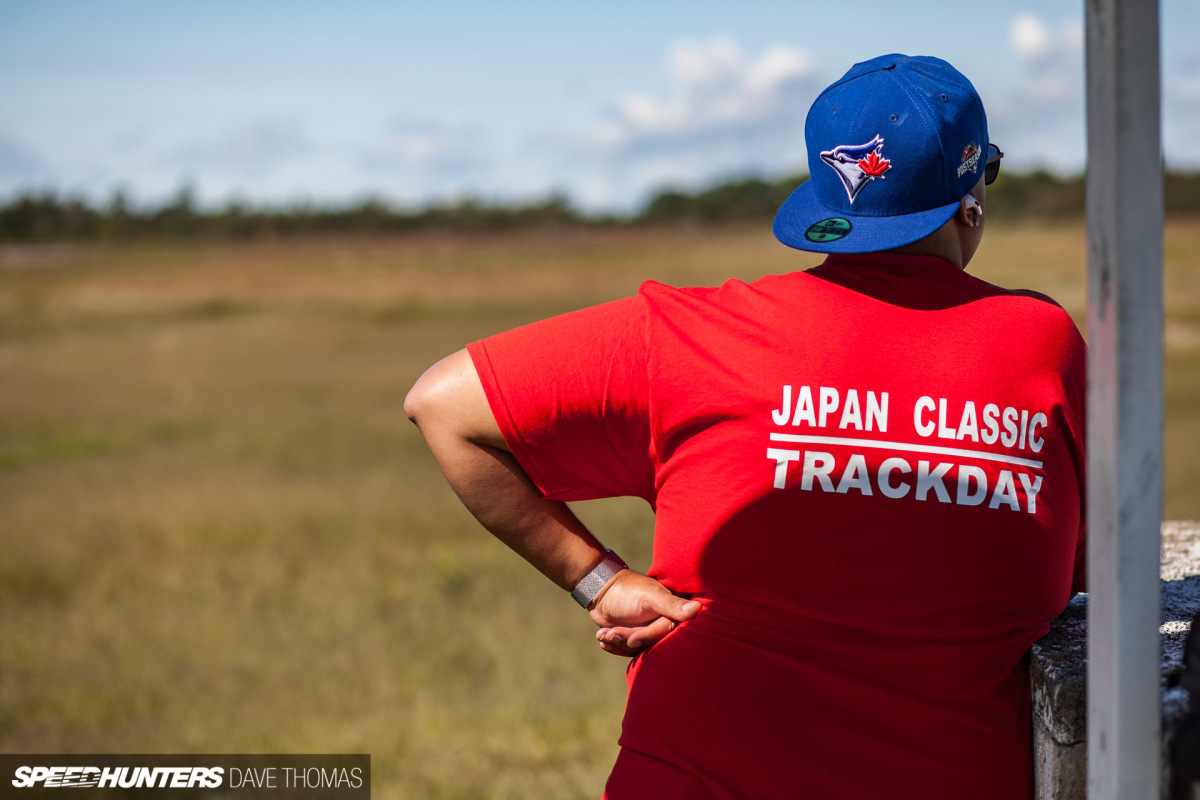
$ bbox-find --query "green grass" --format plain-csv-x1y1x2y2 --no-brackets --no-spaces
0,222,1196,798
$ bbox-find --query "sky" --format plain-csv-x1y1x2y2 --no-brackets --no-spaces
2,1,1199,213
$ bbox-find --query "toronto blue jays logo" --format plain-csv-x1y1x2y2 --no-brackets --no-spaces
820,135,892,204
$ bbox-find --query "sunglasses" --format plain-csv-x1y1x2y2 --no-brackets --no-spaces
984,143,1004,185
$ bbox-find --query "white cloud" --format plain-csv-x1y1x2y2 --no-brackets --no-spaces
998,14,1200,172
748,47,818,95
0,131,153,202
1009,16,1084,101
174,119,310,175
591,36,817,152
561,36,820,209
1165,54,1200,167
0,133,55,193
990,14,1085,171
669,36,743,91
80,120,493,208
362,123,485,180
1010,15,1053,61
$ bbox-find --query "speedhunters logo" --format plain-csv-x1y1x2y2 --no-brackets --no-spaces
13,767,224,789
2,755,369,798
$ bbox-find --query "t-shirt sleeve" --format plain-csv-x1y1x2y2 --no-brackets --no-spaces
466,296,655,503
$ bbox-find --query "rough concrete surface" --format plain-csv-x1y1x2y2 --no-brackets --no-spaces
1031,520,1200,800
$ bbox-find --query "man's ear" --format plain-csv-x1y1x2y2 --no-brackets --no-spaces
958,195,982,228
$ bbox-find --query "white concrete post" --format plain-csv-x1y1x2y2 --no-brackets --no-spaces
1084,0,1164,798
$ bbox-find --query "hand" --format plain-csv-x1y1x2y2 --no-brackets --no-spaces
588,570,701,657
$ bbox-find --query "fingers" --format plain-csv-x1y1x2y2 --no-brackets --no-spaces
649,594,701,623
621,573,699,623
596,625,638,646
626,615,678,649
595,614,682,655
598,638,640,658
596,627,636,657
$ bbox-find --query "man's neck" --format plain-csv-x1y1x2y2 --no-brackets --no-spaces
887,222,965,269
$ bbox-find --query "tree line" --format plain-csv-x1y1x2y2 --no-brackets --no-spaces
3,171,1199,243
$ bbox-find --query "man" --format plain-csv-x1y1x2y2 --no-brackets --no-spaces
406,54,1086,799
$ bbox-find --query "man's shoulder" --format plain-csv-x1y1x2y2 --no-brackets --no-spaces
996,286,1063,308
1017,291,1084,338
971,279,1083,338
965,274,1063,311
637,271,813,305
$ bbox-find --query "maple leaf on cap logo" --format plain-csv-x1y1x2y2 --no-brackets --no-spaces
857,149,891,178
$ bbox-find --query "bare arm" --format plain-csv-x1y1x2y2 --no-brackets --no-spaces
404,348,698,655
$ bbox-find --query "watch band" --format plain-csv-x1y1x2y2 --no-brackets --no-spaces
570,550,628,608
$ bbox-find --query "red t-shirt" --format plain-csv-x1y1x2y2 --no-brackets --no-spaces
467,252,1087,800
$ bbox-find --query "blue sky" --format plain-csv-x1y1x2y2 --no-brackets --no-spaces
2,1,1198,212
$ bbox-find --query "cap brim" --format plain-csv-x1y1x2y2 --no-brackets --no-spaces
774,180,960,254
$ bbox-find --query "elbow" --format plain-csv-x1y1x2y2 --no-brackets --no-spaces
404,349,467,429
405,348,499,449
404,375,430,427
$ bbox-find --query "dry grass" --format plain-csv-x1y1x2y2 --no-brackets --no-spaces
1,220,1197,798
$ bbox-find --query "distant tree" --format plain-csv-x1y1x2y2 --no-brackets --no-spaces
1165,171,1200,215
99,187,131,240
983,170,1086,221
154,183,198,237
0,169,1197,244
0,192,98,241
638,174,806,227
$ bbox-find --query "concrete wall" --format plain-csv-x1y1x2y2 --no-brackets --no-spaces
1032,521,1200,800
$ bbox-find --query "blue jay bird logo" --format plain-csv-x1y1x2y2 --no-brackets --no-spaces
820,135,892,204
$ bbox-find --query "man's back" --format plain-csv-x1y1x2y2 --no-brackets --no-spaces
470,252,1086,798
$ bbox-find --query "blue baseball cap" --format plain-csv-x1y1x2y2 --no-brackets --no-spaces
774,54,989,254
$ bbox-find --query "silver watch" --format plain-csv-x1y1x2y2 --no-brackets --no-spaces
570,550,628,608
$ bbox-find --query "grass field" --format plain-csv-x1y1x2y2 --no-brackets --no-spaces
1,221,1197,798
